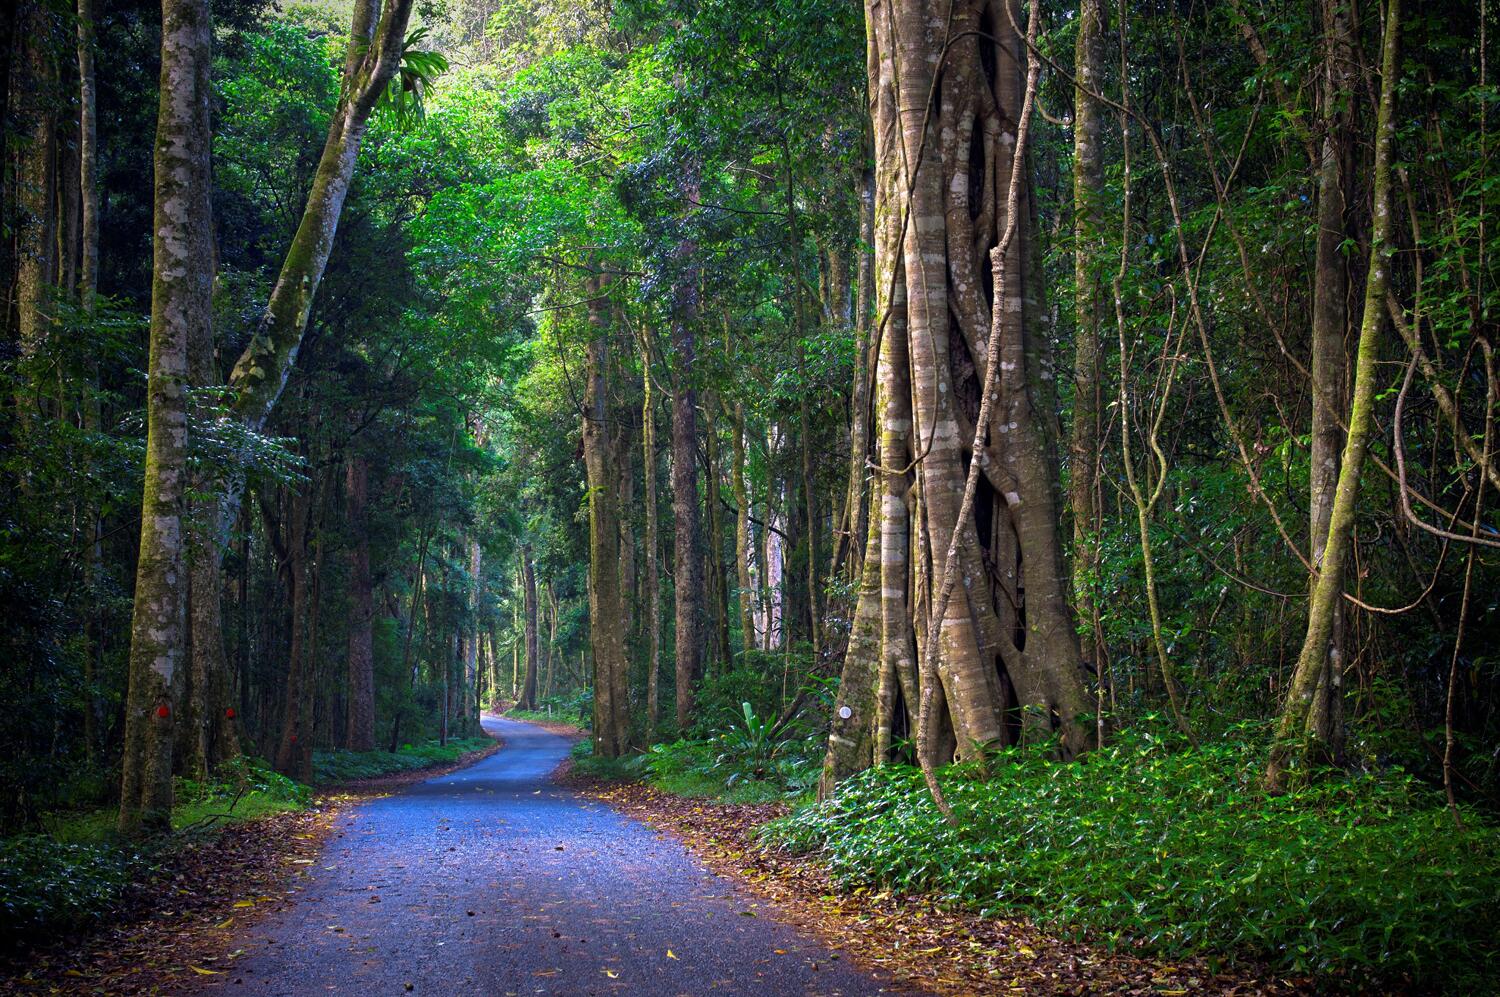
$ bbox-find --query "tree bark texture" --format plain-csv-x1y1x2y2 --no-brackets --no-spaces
820,0,1094,795
118,0,213,834
345,455,376,751
584,276,631,757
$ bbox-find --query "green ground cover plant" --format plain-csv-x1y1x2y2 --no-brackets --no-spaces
762,728,1500,990
310,737,494,784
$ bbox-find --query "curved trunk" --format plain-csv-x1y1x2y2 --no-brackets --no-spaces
1268,0,1401,791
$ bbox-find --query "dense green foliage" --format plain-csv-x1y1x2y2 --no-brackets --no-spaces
311,737,495,784
766,731,1500,988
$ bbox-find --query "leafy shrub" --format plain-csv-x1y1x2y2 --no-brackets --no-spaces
763,729,1500,990
0,836,141,942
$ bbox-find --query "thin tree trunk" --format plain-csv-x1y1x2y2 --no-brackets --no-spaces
76,0,99,308
1268,0,1400,791
118,0,213,835
79,0,102,754
466,537,482,730
1304,0,1355,762
642,334,663,742
703,394,733,668
1070,0,1105,680
274,490,314,782
345,455,375,751
730,400,755,652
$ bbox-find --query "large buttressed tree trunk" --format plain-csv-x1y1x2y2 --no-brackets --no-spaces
822,0,1093,792
118,0,214,835
584,276,631,757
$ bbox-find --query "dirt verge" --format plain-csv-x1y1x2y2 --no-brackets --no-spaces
1,736,502,995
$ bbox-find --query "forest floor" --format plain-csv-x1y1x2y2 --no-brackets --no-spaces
559,773,1312,996
0,738,502,995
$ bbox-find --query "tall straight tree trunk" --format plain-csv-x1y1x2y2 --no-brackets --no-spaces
642,335,663,742
345,455,375,750
14,2,58,372
274,490,314,781
584,275,630,757
76,0,102,761
1069,0,1105,674
671,162,703,731
544,582,559,700
76,0,99,309
703,394,733,668
1304,0,1356,763
519,546,540,710
118,0,213,835
839,166,877,588
1268,0,1400,791
730,400,755,652
465,537,482,730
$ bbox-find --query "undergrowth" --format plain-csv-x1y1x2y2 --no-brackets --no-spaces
762,728,1500,991
569,699,822,804
2,738,490,945
1,757,307,944
311,736,493,784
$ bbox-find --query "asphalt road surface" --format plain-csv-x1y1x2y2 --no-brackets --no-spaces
199,716,898,996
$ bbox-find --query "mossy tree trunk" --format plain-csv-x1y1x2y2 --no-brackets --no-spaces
118,0,213,836
584,275,631,757
1268,0,1401,792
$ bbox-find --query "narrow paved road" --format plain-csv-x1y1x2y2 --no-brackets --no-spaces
204,717,898,996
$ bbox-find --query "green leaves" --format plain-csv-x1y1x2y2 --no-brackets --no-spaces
764,730,1500,990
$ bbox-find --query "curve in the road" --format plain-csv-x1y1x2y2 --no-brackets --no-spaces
201,716,900,996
